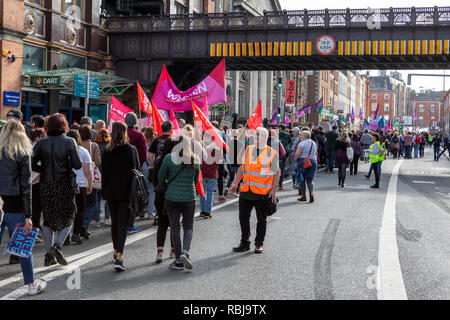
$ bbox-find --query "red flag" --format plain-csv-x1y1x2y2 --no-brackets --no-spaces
109,95,133,122
137,81,151,115
169,106,181,136
195,171,205,197
150,99,164,136
246,100,262,133
193,101,203,132
191,100,229,152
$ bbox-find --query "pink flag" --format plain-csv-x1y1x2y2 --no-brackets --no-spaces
152,59,226,112
109,95,134,122
169,106,181,136
202,96,209,116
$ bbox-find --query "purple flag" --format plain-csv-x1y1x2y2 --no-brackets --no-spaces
359,107,363,119
383,120,388,132
369,119,378,131
284,114,291,125
269,107,280,126
310,98,323,111
373,104,379,120
349,106,355,123
413,110,418,122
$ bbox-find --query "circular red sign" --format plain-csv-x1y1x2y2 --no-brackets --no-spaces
315,35,336,55
227,96,233,102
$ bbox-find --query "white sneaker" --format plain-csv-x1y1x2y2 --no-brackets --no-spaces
28,279,46,296
180,253,193,270
103,218,112,226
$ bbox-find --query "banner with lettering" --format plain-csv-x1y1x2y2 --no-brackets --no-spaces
152,59,226,112
109,95,134,122
5,224,39,258
285,80,296,107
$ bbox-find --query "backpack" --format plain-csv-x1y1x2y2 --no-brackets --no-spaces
415,136,421,144
129,148,149,216
129,169,149,217
150,136,172,184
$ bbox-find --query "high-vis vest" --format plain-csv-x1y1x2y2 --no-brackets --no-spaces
369,141,383,164
241,145,277,195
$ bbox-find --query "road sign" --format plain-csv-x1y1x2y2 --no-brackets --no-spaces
74,74,100,99
315,35,336,55
227,96,233,102
306,70,314,76
3,91,20,106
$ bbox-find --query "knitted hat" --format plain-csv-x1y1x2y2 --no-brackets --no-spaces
125,112,137,127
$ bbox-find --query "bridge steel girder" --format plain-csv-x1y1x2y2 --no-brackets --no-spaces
108,9,450,85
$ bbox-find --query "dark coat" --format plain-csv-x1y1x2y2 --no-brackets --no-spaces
32,134,82,184
101,143,139,202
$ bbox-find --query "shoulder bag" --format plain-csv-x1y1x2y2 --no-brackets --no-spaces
155,166,183,194
90,143,102,189
302,142,314,169
346,143,354,162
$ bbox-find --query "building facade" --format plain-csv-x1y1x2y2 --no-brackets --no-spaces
410,90,443,129
0,0,118,123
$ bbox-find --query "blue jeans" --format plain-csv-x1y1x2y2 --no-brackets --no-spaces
95,189,110,220
368,161,382,176
434,145,441,160
0,213,35,285
200,178,218,214
413,144,419,158
82,190,98,230
141,160,156,214
326,150,336,172
405,145,412,159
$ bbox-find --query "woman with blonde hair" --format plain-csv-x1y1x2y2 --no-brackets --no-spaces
335,131,351,187
158,134,200,270
0,120,46,295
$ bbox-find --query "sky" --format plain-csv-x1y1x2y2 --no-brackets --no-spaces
278,0,450,92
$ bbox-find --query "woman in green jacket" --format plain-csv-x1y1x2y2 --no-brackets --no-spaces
158,135,200,271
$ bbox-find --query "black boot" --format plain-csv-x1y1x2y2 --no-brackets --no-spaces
44,253,57,266
71,233,82,245
49,244,68,265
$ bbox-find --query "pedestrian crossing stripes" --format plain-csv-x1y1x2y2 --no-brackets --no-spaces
210,40,450,57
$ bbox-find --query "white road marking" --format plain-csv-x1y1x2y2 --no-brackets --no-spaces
411,181,435,184
377,160,408,300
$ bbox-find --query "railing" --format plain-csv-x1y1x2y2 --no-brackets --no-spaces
107,6,450,32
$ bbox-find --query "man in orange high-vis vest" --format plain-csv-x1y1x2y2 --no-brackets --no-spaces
229,127,279,254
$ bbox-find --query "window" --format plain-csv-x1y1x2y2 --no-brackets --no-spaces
175,2,186,14
384,94,389,100
384,115,389,121
372,94,377,100
22,44,46,73
384,103,389,112
25,0,44,6
430,104,435,113
419,104,424,113
60,52,86,69
372,103,377,111
62,0,84,20
419,116,424,126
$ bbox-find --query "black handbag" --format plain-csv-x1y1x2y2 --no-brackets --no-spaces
264,194,279,216
155,167,183,194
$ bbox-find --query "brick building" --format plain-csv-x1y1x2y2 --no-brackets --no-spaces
410,90,443,129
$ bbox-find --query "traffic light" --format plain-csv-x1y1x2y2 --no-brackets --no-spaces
277,76,282,88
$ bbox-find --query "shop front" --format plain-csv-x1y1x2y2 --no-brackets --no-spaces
22,68,133,123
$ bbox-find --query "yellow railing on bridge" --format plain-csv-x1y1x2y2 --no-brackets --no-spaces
210,40,450,57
